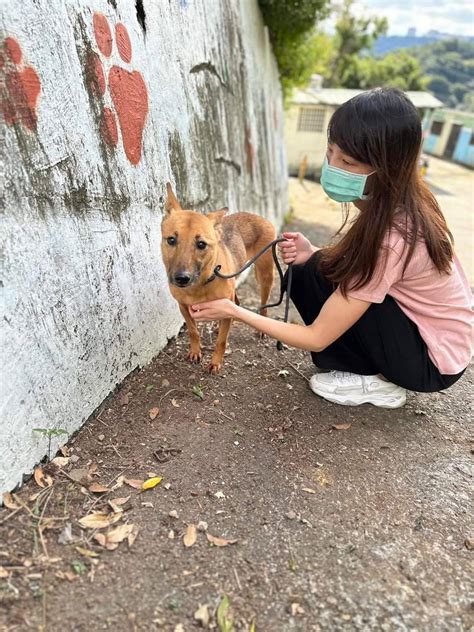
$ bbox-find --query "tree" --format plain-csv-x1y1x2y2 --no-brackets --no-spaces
258,0,330,98
328,0,388,86
342,50,428,91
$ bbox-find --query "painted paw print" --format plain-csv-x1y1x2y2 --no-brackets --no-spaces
1,37,41,132
86,13,148,165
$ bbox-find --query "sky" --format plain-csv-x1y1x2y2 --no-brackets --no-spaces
324,0,474,37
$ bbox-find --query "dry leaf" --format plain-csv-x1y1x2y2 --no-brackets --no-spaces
206,533,238,547
108,496,130,513
34,467,53,488
119,392,130,406
128,525,139,548
332,423,352,430
194,603,210,626
59,445,71,457
75,546,99,558
78,512,122,529
93,524,134,551
149,407,159,420
68,468,92,484
28,491,41,502
183,524,197,547
2,492,20,510
111,475,125,491
51,456,69,468
124,478,144,490
301,487,317,494
0,566,9,579
171,398,180,408
142,476,162,491
88,483,111,494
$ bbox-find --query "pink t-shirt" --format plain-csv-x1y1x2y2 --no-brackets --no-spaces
343,228,472,374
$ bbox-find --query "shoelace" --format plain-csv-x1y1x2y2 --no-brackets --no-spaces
332,371,372,393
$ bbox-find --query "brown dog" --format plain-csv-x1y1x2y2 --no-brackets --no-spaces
161,183,276,373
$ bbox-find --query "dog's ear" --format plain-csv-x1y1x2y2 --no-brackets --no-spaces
165,182,182,214
207,208,228,227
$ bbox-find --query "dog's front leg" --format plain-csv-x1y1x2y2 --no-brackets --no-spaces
179,303,202,363
209,318,232,374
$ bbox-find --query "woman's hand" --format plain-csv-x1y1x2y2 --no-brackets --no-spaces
278,231,318,265
189,298,239,321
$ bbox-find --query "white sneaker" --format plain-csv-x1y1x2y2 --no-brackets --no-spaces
309,371,406,408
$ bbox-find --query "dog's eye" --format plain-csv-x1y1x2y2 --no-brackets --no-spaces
196,241,207,250
167,236,177,246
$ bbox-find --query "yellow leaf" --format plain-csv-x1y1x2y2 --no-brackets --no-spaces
183,524,197,547
78,512,122,529
75,546,99,558
142,476,162,491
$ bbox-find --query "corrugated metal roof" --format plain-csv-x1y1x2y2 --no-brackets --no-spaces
292,88,443,109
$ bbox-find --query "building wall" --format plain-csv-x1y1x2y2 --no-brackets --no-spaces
0,0,287,494
424,109,474,168
284,104,333,176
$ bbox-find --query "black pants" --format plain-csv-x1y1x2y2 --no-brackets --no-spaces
287,252,464,392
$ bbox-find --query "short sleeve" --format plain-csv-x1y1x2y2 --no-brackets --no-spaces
343,234,408,304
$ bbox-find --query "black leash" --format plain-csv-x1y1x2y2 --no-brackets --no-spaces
208,237,293,351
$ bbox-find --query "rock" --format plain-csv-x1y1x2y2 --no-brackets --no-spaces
285,510,297,520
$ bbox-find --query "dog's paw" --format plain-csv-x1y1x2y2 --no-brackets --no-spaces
186,350,202,363
207,362,221,375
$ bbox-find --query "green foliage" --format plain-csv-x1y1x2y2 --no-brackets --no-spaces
258,0,330,99
407,39,474,109
342,50,428,91
328,0,388,86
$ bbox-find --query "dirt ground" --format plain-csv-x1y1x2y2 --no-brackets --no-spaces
1,178,473,632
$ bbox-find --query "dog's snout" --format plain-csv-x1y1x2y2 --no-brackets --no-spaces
173,271,192,287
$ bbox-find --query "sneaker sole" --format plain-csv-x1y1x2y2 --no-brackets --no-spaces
311,388,406,409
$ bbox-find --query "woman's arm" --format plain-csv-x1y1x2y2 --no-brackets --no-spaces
189,291,371,352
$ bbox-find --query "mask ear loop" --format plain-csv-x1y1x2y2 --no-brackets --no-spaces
359,170,377,200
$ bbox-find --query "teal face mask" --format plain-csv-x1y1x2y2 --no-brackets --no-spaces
321,157,374,203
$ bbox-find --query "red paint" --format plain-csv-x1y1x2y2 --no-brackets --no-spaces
1,37,41,132
89,14,148,165
108,66,148,165
5,37,22,64
93,13,112,57
86,51,106,96
100,106,118,147
115,23,132,63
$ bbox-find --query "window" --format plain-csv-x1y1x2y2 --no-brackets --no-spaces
297,107,326,133
430,120,444,135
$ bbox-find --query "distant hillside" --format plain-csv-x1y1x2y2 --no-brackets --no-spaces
373,34,474,56
374,35,438,55
372,38,474,110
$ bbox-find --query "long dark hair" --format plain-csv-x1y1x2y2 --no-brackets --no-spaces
319,87,454,295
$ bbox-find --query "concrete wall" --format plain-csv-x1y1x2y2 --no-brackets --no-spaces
0,0,287,494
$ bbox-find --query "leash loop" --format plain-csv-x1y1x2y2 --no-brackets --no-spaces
209,237,293,351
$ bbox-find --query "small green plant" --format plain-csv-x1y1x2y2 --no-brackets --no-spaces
71,560,87,575
217,596,234,632
167,598,179,612
32,428,68,460
192,384,204,400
